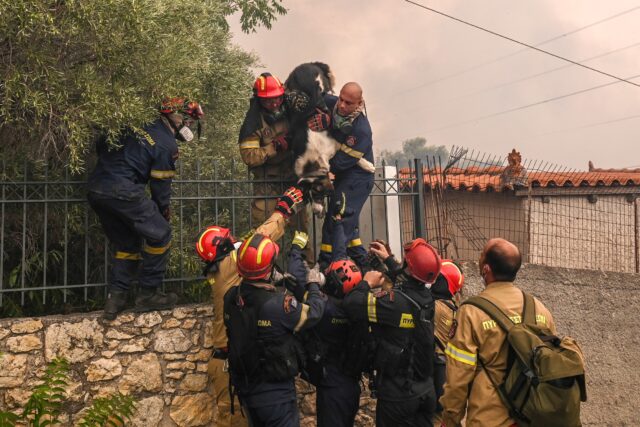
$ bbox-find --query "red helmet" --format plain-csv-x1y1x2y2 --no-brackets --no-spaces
440,259,464,295
403,238,441,284
195,226,235,263
237,233,279,280
254,73,285,98
160,97,204,119
325,259,362,296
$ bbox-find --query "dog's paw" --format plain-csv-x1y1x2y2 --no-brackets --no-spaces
357,158,376,173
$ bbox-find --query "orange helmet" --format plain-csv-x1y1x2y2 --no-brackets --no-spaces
236,233,280,280
440,259,464,295
160,97,204,119
195,226,235,263
253,73,285,98
325,259,362,297
403,238,441,284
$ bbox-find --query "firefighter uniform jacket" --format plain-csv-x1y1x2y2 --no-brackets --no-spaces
88,119,177,212
324,95,375,180
440,281,556,427
238,112,294,181
207,212,287,350
343,280,435,401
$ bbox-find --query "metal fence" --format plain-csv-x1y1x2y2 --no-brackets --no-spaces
407,147,640,273
0,158,424,316
3,145,637,317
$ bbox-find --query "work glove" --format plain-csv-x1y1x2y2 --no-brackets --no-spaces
307,108,331,132
291,231,309,250
307,263,326,287
271,135,289,152
275,186,304,218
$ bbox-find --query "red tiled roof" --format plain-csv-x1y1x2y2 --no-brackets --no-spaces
399,167,640,192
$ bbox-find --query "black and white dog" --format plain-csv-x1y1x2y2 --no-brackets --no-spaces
284,62,375,216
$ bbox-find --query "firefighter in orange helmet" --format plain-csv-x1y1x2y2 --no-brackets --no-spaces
195,186,305,427
343,238,442,426
430,259,464,426
222,227,326,426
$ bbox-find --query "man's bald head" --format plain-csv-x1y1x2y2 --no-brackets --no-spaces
480,238,522,283
337,82,364,116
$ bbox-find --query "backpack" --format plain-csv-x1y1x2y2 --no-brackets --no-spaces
464,291,587,427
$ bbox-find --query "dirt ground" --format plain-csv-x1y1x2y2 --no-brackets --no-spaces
459,262,640,426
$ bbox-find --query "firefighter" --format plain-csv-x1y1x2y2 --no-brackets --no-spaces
439,238,556,427
238,73,310,249
87,97,204,320
343,238,441,427
223,232,326,427
429,260,464,426
319,82,375,270
286,194,363,427
195,186,304,427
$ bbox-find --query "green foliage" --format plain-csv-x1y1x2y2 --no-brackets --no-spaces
380,137,449,167
222,0,288,33
0,0,285,172
0,357,136,427
77,393,136,427
22,357,69,426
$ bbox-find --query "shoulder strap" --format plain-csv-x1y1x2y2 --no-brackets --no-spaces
462,295,516,332
440,299,458,312
394,288,422,311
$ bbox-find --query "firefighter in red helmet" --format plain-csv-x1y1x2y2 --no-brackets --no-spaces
194,186,305,427
223,226,326,426
344,237,442,426
285,193,362,427
88,97,203,320
238,73,311,258
429,259,465,426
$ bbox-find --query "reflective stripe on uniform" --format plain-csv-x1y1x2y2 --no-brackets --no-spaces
320,243,332,253
347,238,362,248
239,139,261,149
340,144,365,159
115,251,142,260
150,170,176,179
367,292,378,323
445,343,477,366
144,242,171,255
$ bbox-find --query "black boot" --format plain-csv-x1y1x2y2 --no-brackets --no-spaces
134,287,178,312
104,290,128,320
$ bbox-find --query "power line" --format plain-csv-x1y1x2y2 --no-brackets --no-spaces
393,3,640,97
403,40,640,119
403,0,640,88
422,72,640,135
517,113,640,142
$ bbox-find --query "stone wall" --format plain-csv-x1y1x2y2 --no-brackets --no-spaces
1,262,639,426
0,306,217,426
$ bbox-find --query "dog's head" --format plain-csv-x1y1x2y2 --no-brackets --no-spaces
298,173,334,218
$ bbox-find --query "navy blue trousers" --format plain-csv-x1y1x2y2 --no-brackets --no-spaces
88,192,171,291
319,174,374,269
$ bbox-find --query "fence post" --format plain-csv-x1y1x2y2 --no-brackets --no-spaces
414,158,426,239
635,197,639,274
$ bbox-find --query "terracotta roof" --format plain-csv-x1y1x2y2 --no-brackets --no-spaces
399,166,640,193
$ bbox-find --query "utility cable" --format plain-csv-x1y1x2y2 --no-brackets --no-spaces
403,0,640,88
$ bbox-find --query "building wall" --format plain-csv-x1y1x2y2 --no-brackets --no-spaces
528,195,636,273
423,191,528,262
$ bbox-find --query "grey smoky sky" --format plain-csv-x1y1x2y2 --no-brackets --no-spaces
230,0,640,169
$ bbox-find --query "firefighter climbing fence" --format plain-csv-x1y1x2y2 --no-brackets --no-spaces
0,158,423,316
410,146,640,274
